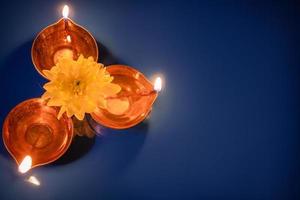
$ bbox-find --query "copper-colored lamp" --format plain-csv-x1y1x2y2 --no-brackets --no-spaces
31,6,98,78
2,98,73,172
91,65,160,129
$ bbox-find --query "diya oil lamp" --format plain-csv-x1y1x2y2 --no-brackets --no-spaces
91,65,162,129
31,5,98,78
2,98,73,173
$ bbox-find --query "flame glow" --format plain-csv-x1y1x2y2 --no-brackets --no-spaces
27,176,40,186
62,5,69,18
18,155,32,174
154,77,162,92
66,35,71,43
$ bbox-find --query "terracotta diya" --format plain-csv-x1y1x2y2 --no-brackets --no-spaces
2,98,73,172
31,5,98,78
91,65,161,129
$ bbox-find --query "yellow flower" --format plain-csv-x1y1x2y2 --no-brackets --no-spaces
42,55,121,120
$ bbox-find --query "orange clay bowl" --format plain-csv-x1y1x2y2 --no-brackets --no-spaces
31,18,98,79
2,98,74,169
91,65,157,129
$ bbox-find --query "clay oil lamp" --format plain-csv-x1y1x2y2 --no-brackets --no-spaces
31,5,98,78
2,98,73,173
91,65,162,129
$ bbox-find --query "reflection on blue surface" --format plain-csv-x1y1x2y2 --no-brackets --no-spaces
26,175,41,186
0,0,300,199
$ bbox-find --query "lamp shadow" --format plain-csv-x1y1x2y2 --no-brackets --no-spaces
50,135,96,166
91,120,148,175
97,41,125,65
51,117,148,172
0,39,45,159
50,117,96,166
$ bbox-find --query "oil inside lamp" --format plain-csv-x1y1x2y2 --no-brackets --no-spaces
2,98,74,171
31,5,98,78
91,65,162,129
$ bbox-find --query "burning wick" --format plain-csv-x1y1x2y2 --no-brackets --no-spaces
18,155,32,174
54,6,73,63
62,5,69,19
104,77,162,115
154,77,162,92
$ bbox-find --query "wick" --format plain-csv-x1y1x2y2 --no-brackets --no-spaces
64,18,69,31
105,90,157,100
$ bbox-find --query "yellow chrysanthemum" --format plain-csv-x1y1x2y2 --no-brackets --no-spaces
42,55,121,120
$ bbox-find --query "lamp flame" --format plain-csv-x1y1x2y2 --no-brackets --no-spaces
62,5,69,18
154,77,162,92
18,155,32,174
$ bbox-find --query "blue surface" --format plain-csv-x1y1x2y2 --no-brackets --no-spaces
0,0,300,199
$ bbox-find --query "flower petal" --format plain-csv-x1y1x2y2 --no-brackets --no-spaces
41,54,121,120
101,83,122,97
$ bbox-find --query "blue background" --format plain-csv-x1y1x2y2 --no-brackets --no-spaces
0,0,300,199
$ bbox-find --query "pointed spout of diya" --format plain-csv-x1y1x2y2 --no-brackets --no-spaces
91,65,164,129
2,98,74,171
31,4,98,79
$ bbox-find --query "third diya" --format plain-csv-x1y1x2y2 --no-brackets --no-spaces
2,98,73,173
91,65,162,129
31,5,98,78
